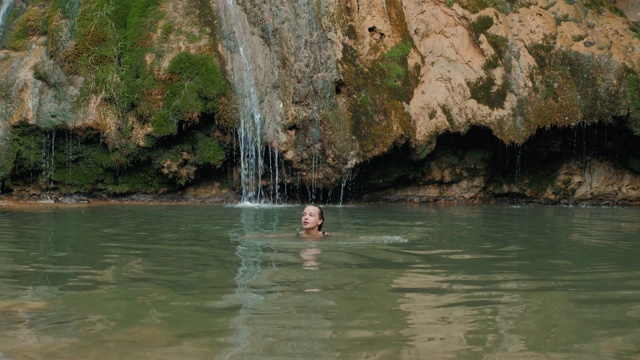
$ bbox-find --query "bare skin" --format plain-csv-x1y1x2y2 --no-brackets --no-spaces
299,205,325,239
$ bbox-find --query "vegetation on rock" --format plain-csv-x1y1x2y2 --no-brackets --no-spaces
1,0,234,195
347,41,416,157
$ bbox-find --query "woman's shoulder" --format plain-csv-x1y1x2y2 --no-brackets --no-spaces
296,231,329,238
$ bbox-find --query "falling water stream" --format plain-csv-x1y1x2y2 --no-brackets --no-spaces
0,0,15,40
215,0,266,203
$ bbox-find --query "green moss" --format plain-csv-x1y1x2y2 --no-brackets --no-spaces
166,52,227,104
161,22,174,42
336,4,418,157
148,51,228,138
468,75,508,109
554,51,627,122
458,0,490,14
53,157,107,189
467,15,510,109
6,124,224,194
377,41,414,90
527,34,557,72
351,93,412,155
9,125,127,191
470,14,509,62
555,13,571,25
44,0,82,59
70,0,163,113
349,40,414,150
157,148,192,186
358,93,372,109
486,33,508,59
174,28,202,44
483,55,500,70
631,21,640,40
214,92,240,131
150,111,177,138
428,108,438,120
68,0,230,143
2,0,235,195
471,15,494,40
193,133,225,166
441,104,455,128
458,0,531,14
0,133,17,182
571,34,587,42
518,49,634,145
583,0,626,17
9,6,48,50
493,115,525,143
628,73,640,136
103,170,167,194
10,125,49,180
385,41,412,62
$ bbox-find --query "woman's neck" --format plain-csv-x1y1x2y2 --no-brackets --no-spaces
301,228,322,237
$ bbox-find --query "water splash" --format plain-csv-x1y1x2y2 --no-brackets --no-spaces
0,0,15,41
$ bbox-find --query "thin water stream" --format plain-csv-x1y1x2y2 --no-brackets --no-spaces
0,0,14,40
0,204,639,359
215,0,266,203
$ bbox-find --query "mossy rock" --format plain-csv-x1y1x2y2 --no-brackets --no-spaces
9,5,48,51
150,52,228,138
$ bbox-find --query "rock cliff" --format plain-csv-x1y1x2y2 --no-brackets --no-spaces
0,0,639,204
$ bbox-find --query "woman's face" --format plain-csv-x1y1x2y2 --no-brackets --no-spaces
301,206,323,230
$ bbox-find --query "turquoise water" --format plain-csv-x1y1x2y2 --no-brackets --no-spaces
0,204,639,359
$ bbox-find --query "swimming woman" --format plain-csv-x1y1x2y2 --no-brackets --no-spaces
299,205,328,239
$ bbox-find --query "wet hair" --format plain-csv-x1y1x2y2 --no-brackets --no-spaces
310,204,325,231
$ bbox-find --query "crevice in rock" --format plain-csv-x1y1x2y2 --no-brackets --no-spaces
334,80,346,95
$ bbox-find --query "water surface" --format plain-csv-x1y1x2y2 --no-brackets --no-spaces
0,204,639,359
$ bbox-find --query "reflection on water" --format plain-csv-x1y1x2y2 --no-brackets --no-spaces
217,206,336,359
301,247,321,272
0,204,639,359
393,206,640,359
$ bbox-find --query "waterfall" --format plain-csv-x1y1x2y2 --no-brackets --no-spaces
339,169,352,205
215,0,266,203
0,0,15,41
214,0,342,203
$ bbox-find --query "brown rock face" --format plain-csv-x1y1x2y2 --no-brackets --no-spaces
617,0,640,21
212,0,640,203
1,0,640,204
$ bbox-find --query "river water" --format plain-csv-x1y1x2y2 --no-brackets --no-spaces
0,203,638,359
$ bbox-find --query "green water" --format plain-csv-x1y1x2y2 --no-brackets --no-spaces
0,204,639,359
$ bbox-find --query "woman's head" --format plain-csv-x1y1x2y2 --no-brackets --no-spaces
301,205,325,231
